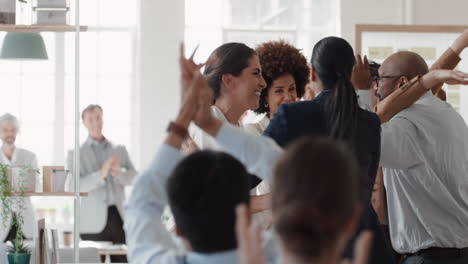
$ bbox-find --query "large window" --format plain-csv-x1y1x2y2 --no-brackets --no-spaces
0,0,137,231
0,0,137,167
185,0,339,62
185,0,339,123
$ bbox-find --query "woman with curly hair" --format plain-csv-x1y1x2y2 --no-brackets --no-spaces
244,40,309,135
243,41,309,228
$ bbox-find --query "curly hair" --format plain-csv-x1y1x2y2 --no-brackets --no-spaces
254,40,310,114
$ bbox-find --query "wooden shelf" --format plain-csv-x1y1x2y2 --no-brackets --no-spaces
0,24,88,32
8,192,88,197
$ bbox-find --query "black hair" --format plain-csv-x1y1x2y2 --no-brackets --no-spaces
311,37,358,140
166,150,251,253
204,43,256,103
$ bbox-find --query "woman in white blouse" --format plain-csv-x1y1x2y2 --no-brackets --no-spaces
243,41,309,206
243,40,310,136
189,42,267,150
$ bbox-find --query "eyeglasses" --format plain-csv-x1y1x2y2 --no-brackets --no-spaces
373,75,403,87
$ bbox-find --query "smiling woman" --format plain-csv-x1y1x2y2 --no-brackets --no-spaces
243,41,309,136
189,42,267,152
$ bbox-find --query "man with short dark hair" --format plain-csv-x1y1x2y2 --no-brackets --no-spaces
67,104,136,263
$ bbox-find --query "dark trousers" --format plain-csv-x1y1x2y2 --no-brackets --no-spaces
402,255,468,264
342,201,395,264
81,206,127,263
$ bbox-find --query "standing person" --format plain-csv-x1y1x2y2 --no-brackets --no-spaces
244,40,309,135
124,46,277,264
0,113,37,244
262,37,393,264
67,104,136,263
243,40,309,227
374,46,468,263
184,38,468,264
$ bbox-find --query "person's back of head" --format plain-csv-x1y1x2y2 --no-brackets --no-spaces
272,136,361,263
311,36,358,140
167,150,251,253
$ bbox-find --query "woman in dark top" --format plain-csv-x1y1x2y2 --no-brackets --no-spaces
263,36,394,264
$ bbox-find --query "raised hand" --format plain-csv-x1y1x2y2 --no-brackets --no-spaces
236,204,265,264
176,43,207,127
421,69,468,90
179,43,200,98
351,55,370,90
110,155,120,177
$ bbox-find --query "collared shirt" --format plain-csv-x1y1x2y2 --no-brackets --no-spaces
0,146,38,240
356,89,372,111
243,114,271,136
0,147,38,169
189,106,245,150
87,137,118,206
381,91,468,253
124,143,278,264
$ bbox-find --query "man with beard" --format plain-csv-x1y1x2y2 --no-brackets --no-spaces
373,30,468,264
0,113,37,244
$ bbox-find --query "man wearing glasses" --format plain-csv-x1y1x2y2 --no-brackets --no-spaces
373,30,468,264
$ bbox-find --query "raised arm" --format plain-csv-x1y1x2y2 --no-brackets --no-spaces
375,70,468,123
430,29,468,99
125,44,205,263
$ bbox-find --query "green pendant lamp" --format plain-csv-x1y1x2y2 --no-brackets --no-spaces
0,32,48,60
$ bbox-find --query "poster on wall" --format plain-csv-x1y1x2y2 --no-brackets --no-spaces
355,24,468,120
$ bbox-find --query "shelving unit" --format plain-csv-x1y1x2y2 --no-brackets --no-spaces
0,24,87,32
0,4,86,260
8,192,88,197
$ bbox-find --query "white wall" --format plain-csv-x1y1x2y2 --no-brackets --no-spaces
135,0,185,169
340,0,468,49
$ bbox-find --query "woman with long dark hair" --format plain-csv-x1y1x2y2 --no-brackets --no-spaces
263,36,394,264
189,42,267,150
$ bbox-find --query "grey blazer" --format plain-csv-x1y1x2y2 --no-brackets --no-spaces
67,138,136,234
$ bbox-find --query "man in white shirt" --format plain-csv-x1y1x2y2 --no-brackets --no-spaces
375,49,468,264
0,113,37,243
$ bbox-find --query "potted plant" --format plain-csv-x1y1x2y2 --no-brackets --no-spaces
6,214,30,264
0,164,32,264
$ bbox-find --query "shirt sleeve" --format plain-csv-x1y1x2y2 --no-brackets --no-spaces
215,123,283,184
124,143,185,263
66,150,106,192
114,146,137,186
380,116,421,169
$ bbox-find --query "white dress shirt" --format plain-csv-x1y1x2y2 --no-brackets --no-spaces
189,106,245,150
124,142,278,264
243,114,271,137
356,89,373,111
0,147,38,242
243,115,273,228
380,91,468,254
